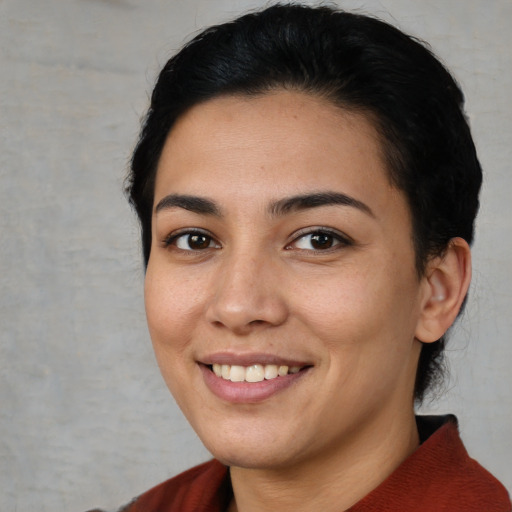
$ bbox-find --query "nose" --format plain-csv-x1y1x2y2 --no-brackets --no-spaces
205,249,289,334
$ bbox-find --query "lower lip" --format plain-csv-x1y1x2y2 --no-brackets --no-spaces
199,364,309,404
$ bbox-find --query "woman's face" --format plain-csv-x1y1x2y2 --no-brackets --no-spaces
145,91,429,470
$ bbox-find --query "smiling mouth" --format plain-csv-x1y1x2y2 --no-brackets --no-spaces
209,363,307,383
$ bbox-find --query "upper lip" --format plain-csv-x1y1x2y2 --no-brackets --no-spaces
199,352,311,367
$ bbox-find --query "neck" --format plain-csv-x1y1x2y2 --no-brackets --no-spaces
227,408,419,512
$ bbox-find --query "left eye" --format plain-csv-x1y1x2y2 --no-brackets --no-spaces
172,233,219,251
291,231,346,251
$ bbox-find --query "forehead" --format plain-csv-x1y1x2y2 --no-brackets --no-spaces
154,91,400,216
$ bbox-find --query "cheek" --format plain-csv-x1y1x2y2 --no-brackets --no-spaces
296,267,421,411
144,272,201,413
144,265,202,364
291,268,376,334
292,262,420,353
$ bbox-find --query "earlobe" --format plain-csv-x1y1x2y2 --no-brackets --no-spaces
415,237,472,343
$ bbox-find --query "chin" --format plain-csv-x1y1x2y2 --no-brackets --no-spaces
210,445,294,470
198,426,300,470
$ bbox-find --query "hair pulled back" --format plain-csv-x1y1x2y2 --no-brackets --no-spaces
127,3,482,402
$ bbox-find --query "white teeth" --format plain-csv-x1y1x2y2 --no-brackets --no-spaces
229,365,245,382
210,363,304,382
264,364,278,380
245,364,265,383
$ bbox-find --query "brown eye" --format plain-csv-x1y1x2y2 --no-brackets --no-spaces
187,234,211,249
310,233,335,249
291,230,350,251
172,232,219,251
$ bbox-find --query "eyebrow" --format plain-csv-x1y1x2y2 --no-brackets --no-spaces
155,194,222,216
154,191,374,218
269,192,374,218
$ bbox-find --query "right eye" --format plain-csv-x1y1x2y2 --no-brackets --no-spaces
164,231,220,251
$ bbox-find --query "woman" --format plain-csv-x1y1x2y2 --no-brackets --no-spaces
99,4,511,511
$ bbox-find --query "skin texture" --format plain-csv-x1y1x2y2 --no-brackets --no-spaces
144,91,471,512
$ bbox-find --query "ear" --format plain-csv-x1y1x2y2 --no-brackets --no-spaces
415,237,472,343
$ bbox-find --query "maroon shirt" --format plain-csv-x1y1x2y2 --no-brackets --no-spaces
91,416,511,512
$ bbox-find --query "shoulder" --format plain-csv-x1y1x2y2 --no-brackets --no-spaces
422,416,510,511
350,415,511,512
93,459,230,512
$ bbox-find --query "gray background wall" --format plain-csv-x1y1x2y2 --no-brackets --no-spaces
1,1,510,510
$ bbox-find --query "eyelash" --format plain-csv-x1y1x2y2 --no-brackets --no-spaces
161,227,352,253
286,227,353,252
162,229,220,252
